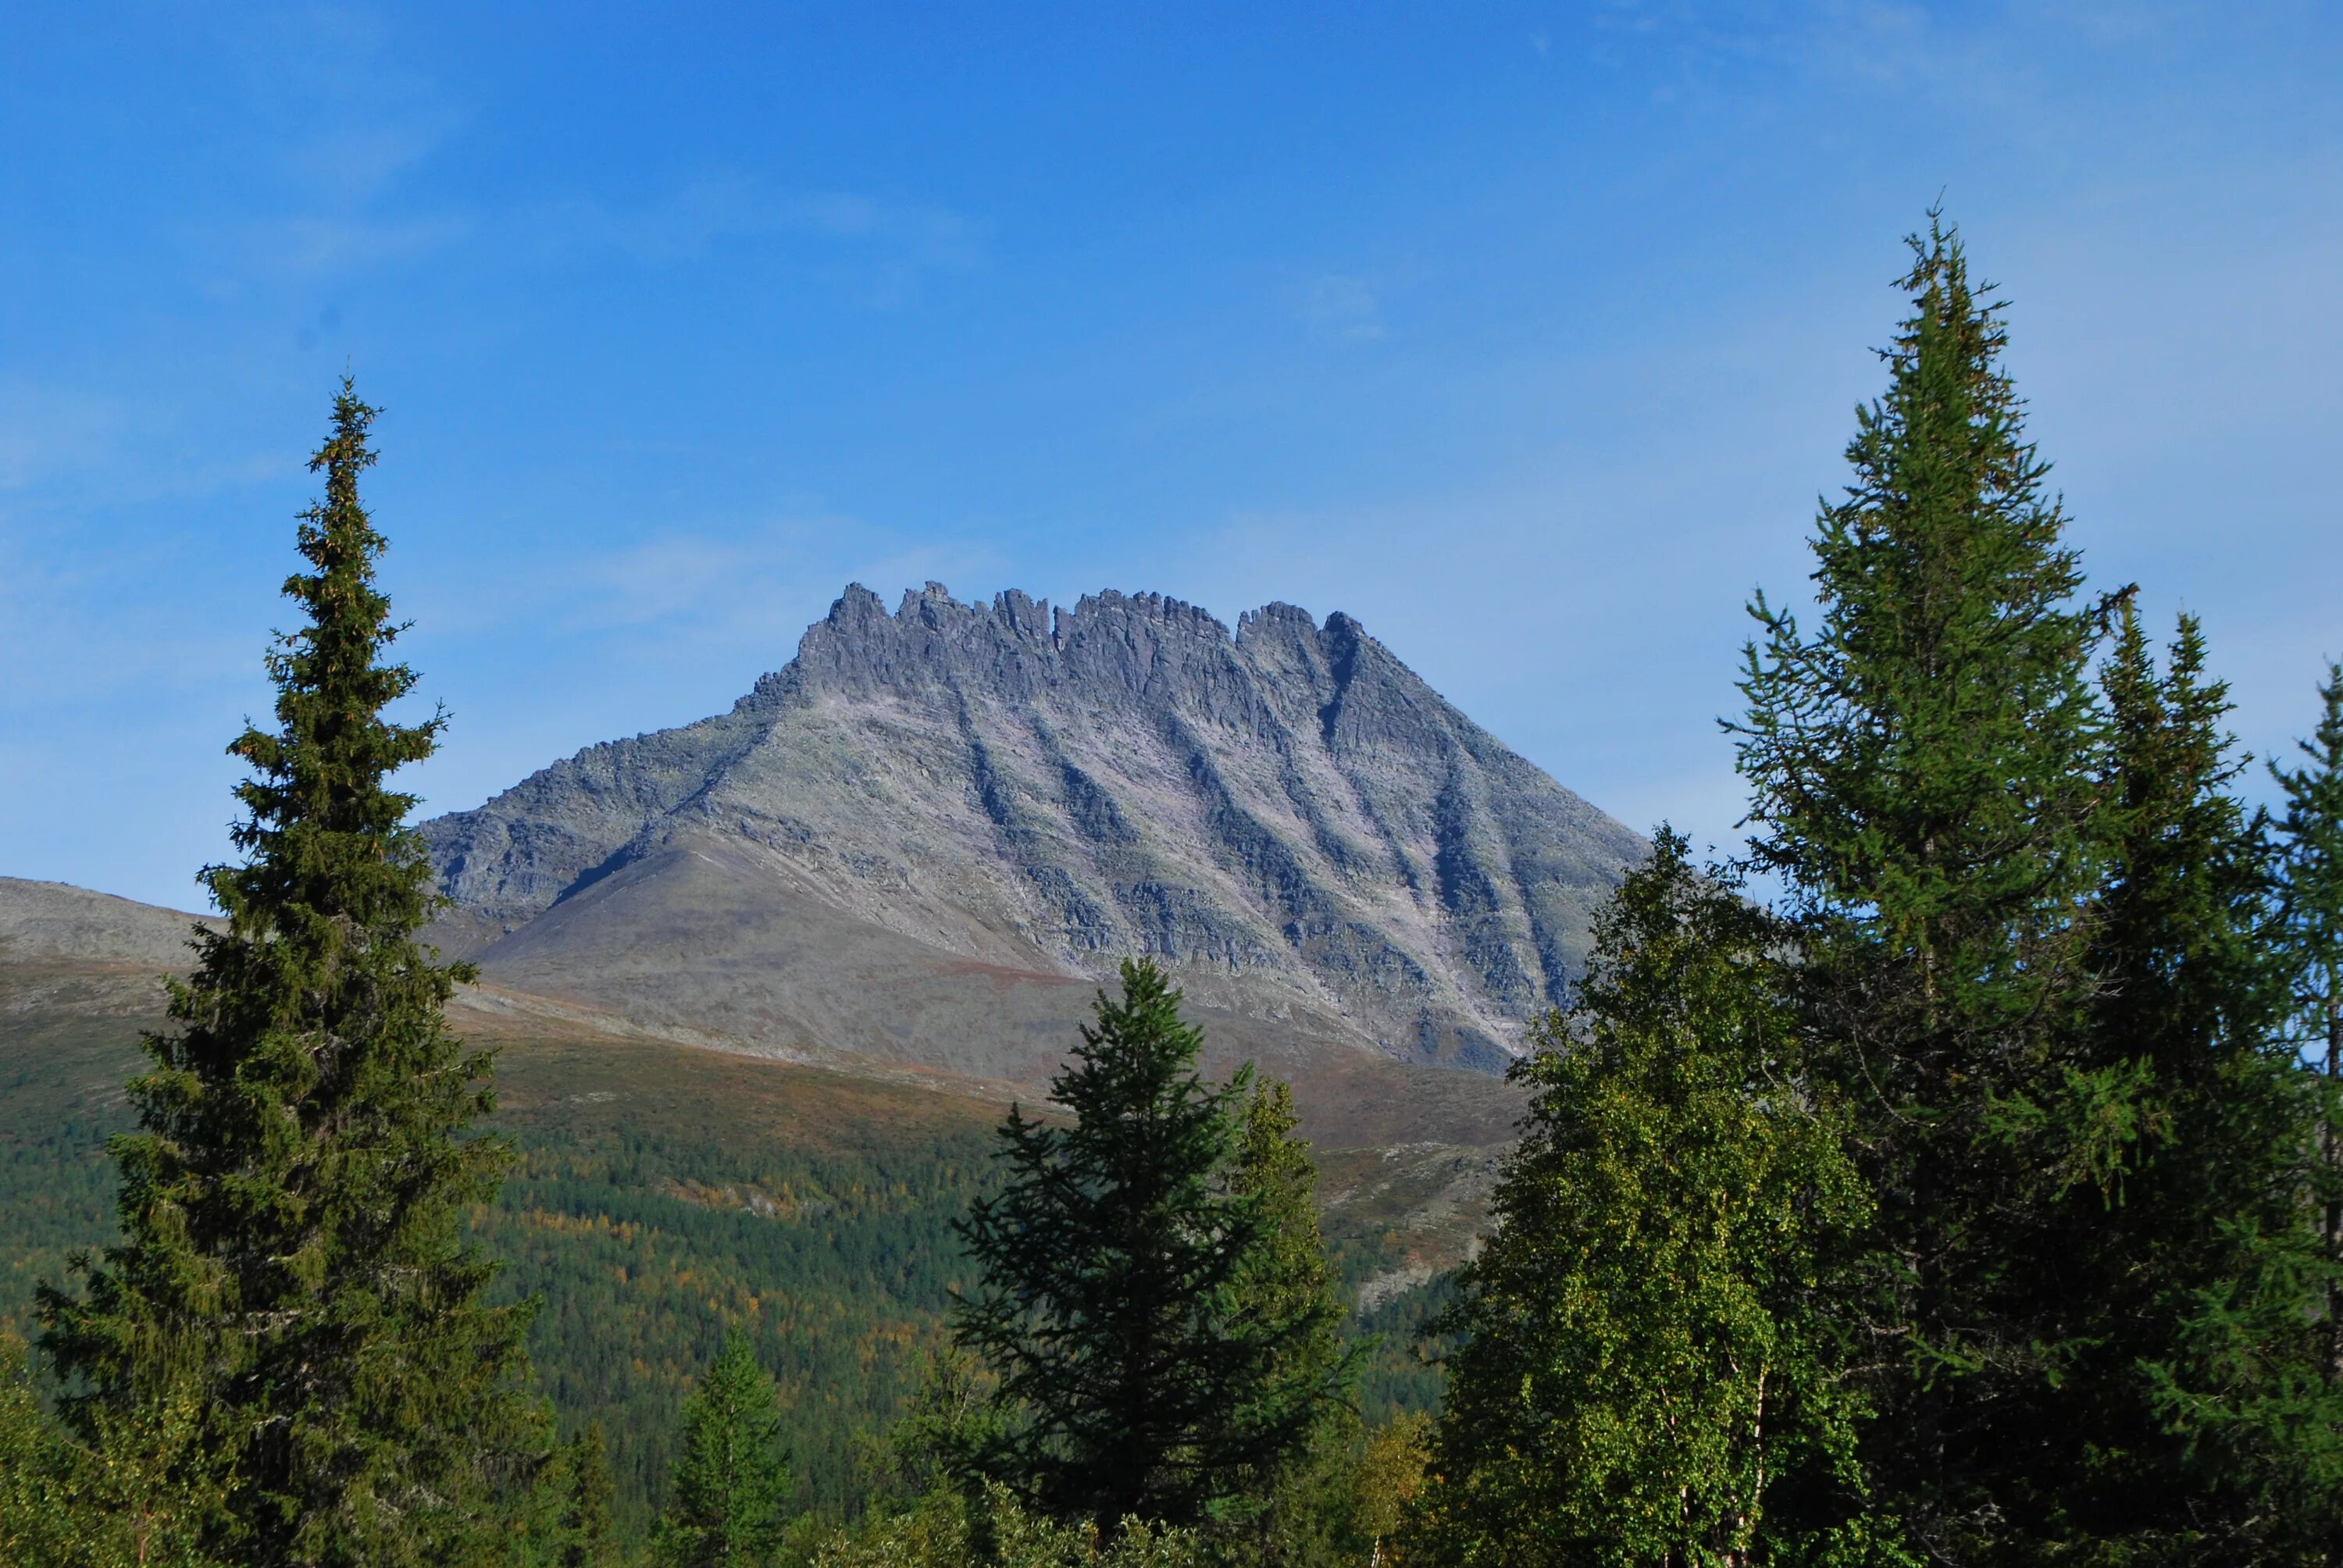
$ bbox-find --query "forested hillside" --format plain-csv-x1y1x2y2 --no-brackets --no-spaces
0,983,1460,1538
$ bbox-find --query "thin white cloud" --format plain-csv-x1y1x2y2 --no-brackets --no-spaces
401,508,1008,657
208,211,473,278
0,382,121,491
0,378,292,508
526,173,987,293
280,107,466,204
1297,273,1386,343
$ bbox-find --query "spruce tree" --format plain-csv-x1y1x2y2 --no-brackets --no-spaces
653,1331,793,1568
40,380,544,1566
562,1423,618,1568
952,958,1314,1529
2277,661,2343,1374
1732,216,2109,1559
2003,607,2343,1558
1227,1077,1356,1561
1414,830,1887,1567
2214,657,2343,1558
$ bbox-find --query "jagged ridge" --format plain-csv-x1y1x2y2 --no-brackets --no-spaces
424,583,1642,1069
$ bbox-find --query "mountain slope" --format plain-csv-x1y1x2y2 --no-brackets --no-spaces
0,874,1500,1529
426,584,1642,1076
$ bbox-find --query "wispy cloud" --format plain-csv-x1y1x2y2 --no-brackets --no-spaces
0,529,261,709
0,382,121,492
0,379,292,508
405,509,1008,656
1296,273,1386,343
525,173,987,301
204,211,473,279
280,108,465,205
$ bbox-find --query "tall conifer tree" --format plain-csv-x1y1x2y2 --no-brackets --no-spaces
1229,1078,1350,1461
1227,1078,1356,1562
2220,657,2343,1559
952,959,1327,1529
1732,216,2109,1559
41,381,544,1566
654,1331,793,1568
1415,831,1888,1567
562,1422,619,1568
2277,662,2343,1371
2014,608,2343,1557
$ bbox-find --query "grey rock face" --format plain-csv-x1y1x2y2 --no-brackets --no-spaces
423,585,1643,1071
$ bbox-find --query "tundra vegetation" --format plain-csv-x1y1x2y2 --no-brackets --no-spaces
5,216,2342,1565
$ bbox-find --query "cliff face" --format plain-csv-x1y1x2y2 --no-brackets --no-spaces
423,584,1642,1074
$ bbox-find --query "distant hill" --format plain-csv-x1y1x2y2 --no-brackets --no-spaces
0,875,216,975
423,583,1643,1087
0,872,1501,1530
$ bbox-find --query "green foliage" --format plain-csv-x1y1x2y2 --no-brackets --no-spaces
1219,1408,1437,1568
1218,1079,1371,1566
951,960,1336,1530
1732,215,2115,1559
1999,608,2343,1560
1416,830,1894,1567
868,1345,1007,1507
1340,1412,1429,1568
1,1015,1442,1552
2228,655,2343,1554
1226,1078,1358,1556
562,1423,619,1568
2,1325,240,1568
38,382,547,1566
2273,662,2343,1033
479,1039,1004,1531
0,1331,77,1566
802,1482,1204,1568
2275,662,2343,1316
654,1331,794,1567
1728,214,2343,1560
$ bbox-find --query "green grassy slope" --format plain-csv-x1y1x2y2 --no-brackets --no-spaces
1,975,1481,1537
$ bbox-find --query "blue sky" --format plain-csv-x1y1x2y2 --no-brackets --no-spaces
4,2,2338,912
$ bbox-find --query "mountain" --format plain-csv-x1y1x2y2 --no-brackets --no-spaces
8,590,1624,1524
423,583,1642,1098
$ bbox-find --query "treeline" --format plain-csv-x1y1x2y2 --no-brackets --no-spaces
5,212,2343,1565
1414,219,2343,1563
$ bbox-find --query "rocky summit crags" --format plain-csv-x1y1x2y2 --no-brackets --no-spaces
423,584,1642,1091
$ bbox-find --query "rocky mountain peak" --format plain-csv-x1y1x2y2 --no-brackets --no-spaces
758,581,1257,707
426,583,1642,1074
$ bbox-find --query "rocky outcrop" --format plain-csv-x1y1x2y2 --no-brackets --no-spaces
423,585,1643,1071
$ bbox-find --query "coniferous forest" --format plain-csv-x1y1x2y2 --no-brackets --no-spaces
6,215,2343,1566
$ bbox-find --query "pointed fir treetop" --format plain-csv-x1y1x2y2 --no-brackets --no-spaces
1054,956,1246,1151
1725,216,2121,1559
1229,1079,1336,1327
215,376,449,951
2022,612,2343,1559
1732,210,2106,1029
2092,603,2265,1070
656,1331,793,1568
